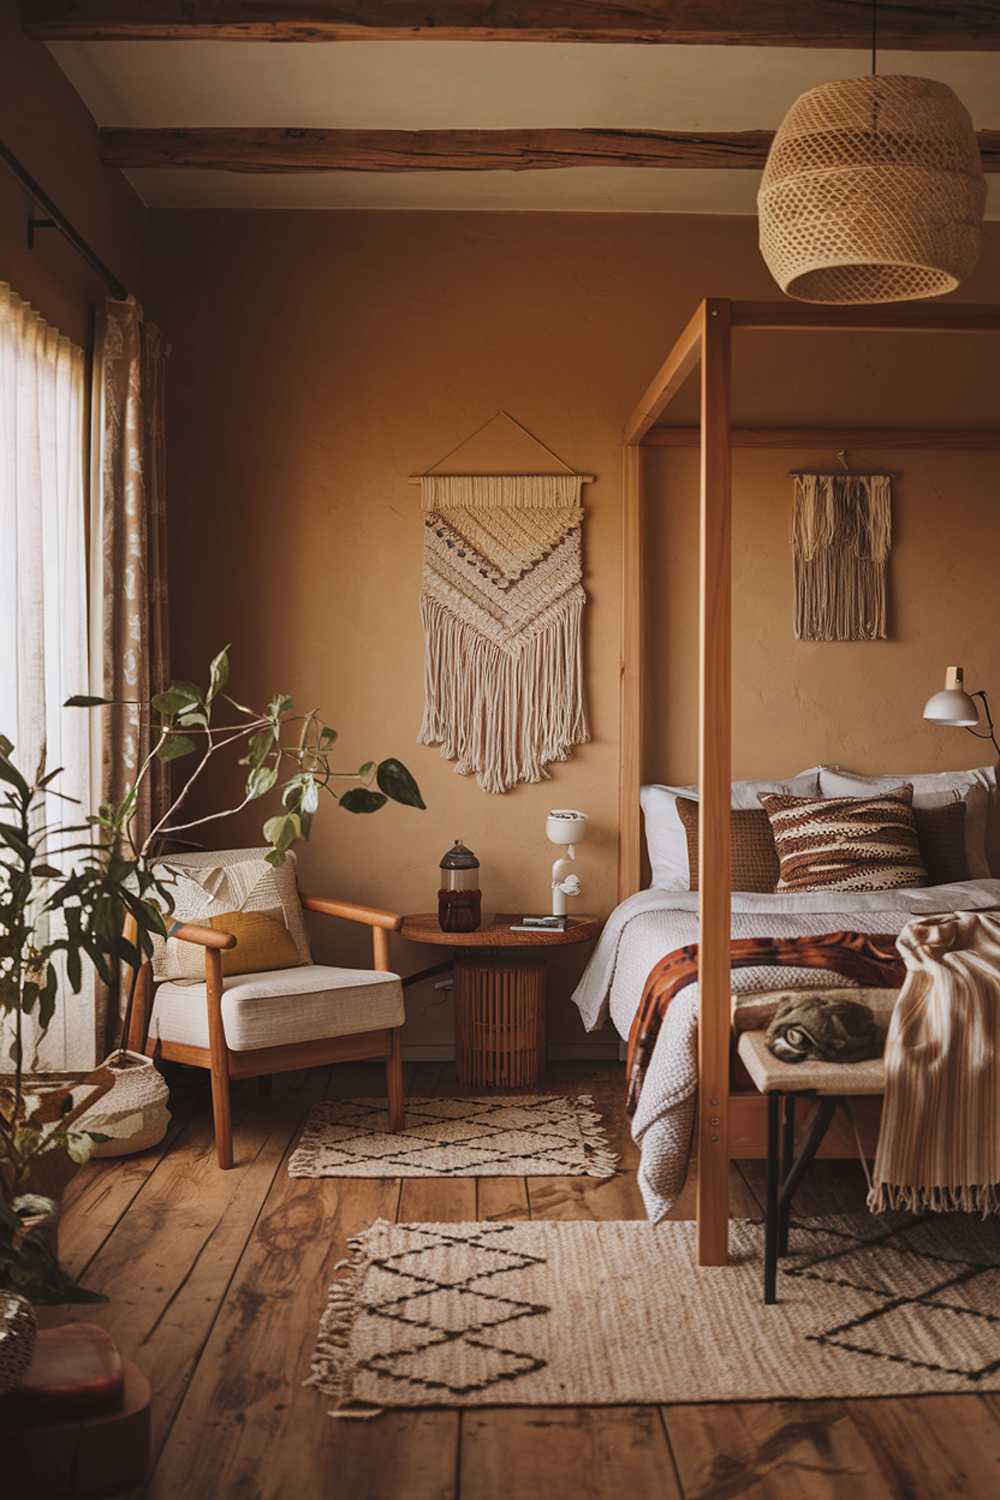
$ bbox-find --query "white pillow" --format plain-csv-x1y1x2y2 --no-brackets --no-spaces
641,769,822,891
819,766,997,880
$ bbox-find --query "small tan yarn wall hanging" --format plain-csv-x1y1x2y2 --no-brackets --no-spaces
792,473,892,642
415,413,591,795
759,75,985,305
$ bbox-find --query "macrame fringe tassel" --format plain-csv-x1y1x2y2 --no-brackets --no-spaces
305,1224,384,1420
419,592,590,795
867,1180,1000,1218
792,474,892,641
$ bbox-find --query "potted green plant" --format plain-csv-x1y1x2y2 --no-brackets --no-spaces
0,646,423,1321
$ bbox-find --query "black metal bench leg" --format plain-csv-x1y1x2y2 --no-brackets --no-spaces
779,1095,796,1256
764,1092,780,1305
779,1097,837,1216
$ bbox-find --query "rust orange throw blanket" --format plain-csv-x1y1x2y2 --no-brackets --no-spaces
626,932,904,1116
871,909,1000,1215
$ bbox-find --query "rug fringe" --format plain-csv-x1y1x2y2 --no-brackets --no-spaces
867,1180,1000,1217
572,1093,620,1179
304,1222,385,1419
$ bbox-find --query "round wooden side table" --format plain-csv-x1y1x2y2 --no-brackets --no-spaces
399,913,603,1089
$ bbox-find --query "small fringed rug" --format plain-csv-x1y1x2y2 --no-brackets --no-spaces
287,1095,618,1179
309,1214,1000,1414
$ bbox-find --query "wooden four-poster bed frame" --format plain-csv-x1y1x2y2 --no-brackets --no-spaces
618,297,1000,1267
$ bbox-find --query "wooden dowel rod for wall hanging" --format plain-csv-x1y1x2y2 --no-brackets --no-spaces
408,472,596,484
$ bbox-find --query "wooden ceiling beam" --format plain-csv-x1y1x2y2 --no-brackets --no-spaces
645,427,1000,449
99,126,1000,173
23,2,1000,47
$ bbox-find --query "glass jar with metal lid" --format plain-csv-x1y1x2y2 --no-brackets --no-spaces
438,839,482,933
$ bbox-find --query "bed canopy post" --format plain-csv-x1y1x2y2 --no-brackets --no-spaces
696,298,733,1266
618,444,644,902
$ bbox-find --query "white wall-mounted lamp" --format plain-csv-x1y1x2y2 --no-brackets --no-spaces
923,666,999,758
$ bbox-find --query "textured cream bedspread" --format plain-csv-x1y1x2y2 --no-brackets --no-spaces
572,881,1000,1222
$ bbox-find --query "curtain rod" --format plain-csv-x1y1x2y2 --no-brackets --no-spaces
0,140,128,302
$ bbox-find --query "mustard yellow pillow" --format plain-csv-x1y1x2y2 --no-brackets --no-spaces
172,907,301,981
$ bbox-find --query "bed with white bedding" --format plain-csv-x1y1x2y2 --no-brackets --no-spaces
572,878,1000,1222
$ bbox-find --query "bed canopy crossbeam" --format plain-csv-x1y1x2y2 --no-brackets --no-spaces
620,297,1000,1267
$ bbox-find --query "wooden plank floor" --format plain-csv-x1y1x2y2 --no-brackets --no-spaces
57,1061,1000,1499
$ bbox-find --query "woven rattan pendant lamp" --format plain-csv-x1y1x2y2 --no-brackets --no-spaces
758,6,985,303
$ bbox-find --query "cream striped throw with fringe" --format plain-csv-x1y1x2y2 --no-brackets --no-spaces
870,909,1000,1215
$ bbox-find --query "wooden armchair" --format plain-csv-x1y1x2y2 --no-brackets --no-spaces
127,851,405,1169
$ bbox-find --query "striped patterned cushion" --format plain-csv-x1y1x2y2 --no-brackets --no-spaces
758,784,929,894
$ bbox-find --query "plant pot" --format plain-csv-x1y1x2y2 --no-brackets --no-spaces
76,1052,170,1158
0,1292,37,1395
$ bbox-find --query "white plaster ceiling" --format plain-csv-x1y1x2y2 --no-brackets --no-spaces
48,40,1000,214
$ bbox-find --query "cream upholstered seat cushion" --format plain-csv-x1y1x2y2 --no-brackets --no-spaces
150,964,404,1053
737,1029,885,1095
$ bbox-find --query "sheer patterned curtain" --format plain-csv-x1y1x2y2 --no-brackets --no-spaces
90,298,170,1048
90,298,170,835
0,282,95,1069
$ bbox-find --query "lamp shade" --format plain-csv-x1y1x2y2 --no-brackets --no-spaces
758,75,985,304
923,666,979,727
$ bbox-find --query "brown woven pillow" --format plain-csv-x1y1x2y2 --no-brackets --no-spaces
676,799,779,893
915,800,969,885
758,784,928,894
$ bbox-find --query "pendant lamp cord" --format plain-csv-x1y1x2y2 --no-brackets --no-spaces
871,0,878,75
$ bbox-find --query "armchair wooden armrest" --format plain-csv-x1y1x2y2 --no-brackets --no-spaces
300,896,402,931
168,920,237,950
300,895,402,970
125,920,236,1060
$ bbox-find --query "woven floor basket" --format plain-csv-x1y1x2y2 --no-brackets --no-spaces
758,75,985,304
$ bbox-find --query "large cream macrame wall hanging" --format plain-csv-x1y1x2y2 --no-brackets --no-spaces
792,470,893,641
416,420,590,794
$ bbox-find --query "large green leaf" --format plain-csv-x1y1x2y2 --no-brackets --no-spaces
243,726,277,770
152,685,202,717
247,764,278,800
207,645,231,704
340,788,387,815
263,811,301,855
156,734,196,763
376,758,426,810
63,694,111,708
0,824,33,863
0,756,29,797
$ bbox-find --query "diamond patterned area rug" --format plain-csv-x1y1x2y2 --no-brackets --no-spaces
287,1095,618,1179
309,1213,1000,1413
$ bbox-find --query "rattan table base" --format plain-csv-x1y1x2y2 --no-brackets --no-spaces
454,954,546,1090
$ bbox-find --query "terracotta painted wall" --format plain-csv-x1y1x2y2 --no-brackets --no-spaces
0,0,145,347
146,209,1000,1053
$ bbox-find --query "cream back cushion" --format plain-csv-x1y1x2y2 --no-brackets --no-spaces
819,765,996,879
640,769,822,891
150,847,311,981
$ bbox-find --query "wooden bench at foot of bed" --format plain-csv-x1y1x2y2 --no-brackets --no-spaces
723,1090,881,1159
723,1038,882,1158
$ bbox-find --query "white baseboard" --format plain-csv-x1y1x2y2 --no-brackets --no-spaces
401,1043,620,1063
